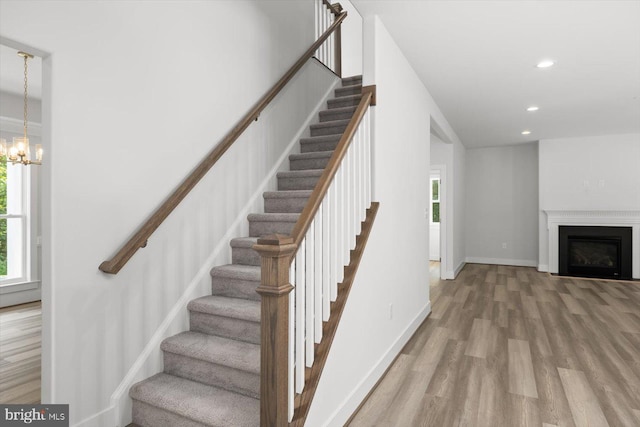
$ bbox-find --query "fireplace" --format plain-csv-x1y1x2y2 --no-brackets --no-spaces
559,226,632,280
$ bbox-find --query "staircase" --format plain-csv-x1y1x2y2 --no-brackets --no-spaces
129,75,363,427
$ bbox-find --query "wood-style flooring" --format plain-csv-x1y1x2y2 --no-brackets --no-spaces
0,301,41,404
349,263,640,427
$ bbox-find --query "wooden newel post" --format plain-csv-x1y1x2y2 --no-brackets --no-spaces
253,234,296,427
334,3,343,77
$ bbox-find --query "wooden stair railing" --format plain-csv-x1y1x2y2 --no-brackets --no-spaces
255,86,377,426
99,5,346,274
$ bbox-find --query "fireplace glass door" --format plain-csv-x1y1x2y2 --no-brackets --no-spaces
568,238,620,278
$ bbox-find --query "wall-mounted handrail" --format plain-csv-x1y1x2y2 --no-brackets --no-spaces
289,86,376,255
99,10,347,274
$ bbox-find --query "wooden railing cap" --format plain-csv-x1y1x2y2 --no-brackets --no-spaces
256,234,294,246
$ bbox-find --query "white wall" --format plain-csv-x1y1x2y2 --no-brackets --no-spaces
453,137,466,274
306,15,462,426
333,0,363,77
0,1,336,425
538,133,640,271
430,134,467,278
0,90,42,123
465,143,539,267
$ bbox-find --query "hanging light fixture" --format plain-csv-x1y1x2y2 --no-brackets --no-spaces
0,51,42,166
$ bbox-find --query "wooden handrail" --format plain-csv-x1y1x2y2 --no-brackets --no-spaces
99,11,347,274
289,85,376,254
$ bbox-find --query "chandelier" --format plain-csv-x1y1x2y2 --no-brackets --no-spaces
0,51,42,166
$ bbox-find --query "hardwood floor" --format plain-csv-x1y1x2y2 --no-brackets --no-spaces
348,264,640,427
0,301,41,404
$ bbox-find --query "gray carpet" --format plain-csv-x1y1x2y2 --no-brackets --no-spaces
129,75,362,426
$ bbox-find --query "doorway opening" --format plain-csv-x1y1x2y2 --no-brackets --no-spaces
0,39,48,405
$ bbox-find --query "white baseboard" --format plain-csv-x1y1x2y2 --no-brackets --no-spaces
444,260,466,280
465,257,538,268
73,406,114,427
104,77,341,427
538,264,549,272
322,302,432,427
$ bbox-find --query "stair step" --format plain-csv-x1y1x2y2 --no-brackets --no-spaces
299,134,341,153
319,106,357,122
247,212,299,237
131,373,259,427
310,118,350,137
264,190,312,213
342,75,362,86
328,94,361,109
335,84,362,97
188,295,260,344
161,331,260,398
277,169,323,191
210,264,261,301
289,151,333,171
230,237,260,266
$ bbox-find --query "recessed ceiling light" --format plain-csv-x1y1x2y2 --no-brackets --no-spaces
536,60,555,68
522,130,531,135
526,106,539,112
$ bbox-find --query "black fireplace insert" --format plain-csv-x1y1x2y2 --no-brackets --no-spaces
559,226,632,280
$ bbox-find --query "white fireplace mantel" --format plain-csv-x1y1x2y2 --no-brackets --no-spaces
544,210,640,278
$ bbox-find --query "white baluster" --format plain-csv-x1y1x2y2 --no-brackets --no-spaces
322,191,331,319
315,206,323,341
330,176,339,301
305,226,314,367
360,124,366,222
364,109,373,209
352,141,358,247
337,166,345,284
353,130,362,237
295,241,305,393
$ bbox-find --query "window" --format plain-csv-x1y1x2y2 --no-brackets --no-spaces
431,177,440,224
1,159,27,283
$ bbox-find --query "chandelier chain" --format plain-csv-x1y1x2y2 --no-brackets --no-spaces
23,53,28,139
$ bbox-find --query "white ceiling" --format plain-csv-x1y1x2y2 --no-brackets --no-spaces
351,0,640,148
0,44,42,100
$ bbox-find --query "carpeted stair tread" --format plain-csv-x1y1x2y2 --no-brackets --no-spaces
300,134,341,145
319,106,357,122
277,169,324,179
188,295,260,323
263,189,313,199
230,236,259,249
310,118,350,137
342,75,363,86
335,84,362,97
189,295,260,344
289,151,334,171
299,134,342,153
211,264,260,281
247,212,300,221
277,169,323,191
130,373,259,427
263,190,312,213
248,212,300,236
328,94,362,108
161,331,259,375
230,237,260,266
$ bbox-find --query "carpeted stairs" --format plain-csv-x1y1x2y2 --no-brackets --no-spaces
129,75,363,427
